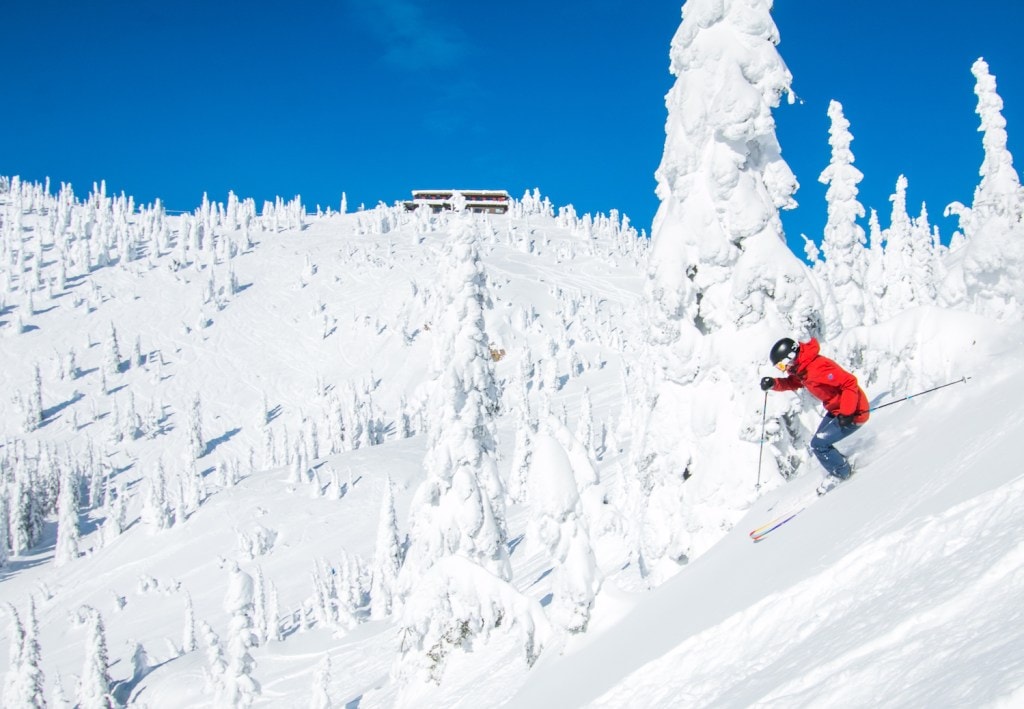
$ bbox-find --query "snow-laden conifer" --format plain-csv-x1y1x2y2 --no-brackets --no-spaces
200,620,227,691
182,591,197,654
187,392,205,459
633,0,824,581
17,597,47,708
818,99,871,330
76,608,114,709
251,567,268,646
946,58,1024,319
394,556,551,687
879,175,918,319
0,490,9,569
2,604,26,706
141,460,173,531
31,364,44,428
309,655,332,709
527,434,602,633
104,322,122,376
864,208,886,310
507,419,535,505
575,387,595,460
370,476,402,620
401,218,509,585
54,465,80,566
221,562,261,707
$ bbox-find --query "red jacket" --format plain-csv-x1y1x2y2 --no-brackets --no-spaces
773,338,870,424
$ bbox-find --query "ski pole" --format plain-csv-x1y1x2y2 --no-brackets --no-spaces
868,376,971,414
756,390,768,490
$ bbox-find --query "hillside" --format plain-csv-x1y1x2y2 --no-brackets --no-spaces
0,184,651,706
2,177,1023,707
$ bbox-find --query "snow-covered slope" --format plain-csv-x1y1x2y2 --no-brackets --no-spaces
514,321,1024,707
2,179,1023,708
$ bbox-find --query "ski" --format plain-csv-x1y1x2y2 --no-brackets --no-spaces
749,507,804,542
750,473,857,542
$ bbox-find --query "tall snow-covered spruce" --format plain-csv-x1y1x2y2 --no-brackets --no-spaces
394,218,548,688
399,217,508,582
817,99,872,330
946,58,1024,320
633,0,824,580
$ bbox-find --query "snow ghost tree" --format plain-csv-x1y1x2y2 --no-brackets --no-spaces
222,562,261,707
400,218,509,584
54,464,81,566
633,0,824,581
817,99,872,330
2,600,46,708
527,434,602,634
370,476,402,620
394,556,551,690
877,176,939,319
947,58,1024,320
77,608,114,709
395,219,545,686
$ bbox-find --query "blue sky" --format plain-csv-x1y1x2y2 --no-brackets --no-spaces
2,1,1021,254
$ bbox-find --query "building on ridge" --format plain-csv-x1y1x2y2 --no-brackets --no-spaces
403,189,510,214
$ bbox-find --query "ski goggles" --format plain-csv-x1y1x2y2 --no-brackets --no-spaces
775,353,797,371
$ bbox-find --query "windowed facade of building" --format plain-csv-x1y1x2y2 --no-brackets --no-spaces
403,189,510,214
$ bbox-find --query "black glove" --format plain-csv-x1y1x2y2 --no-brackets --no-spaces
836,414,854,427
760,377,775,392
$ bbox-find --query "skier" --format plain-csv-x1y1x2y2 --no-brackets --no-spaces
760,337,869,494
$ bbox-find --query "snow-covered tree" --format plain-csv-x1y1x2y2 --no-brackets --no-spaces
0,489,9,569
527,434,602,633
221,562,260,707
54,465,80,566
394,219,541,683
394,556,551,687
251,567,268,646
77,608,114,709
200,620,227,691
507,418,535,505
878,175,917,319
575,387,595,460
633,0,823,581
864,208,887,312
309,655,332,709
182,592,197,654
187,392,206,459
104,322,122,376
17,598,47,708
401,218,509,586
141,460,173,531
370,476,402,620
30,364,44,428
2,604,26,706
266,581,282,643
946,58,1024,319
103,481,128,544
817,99,871,330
